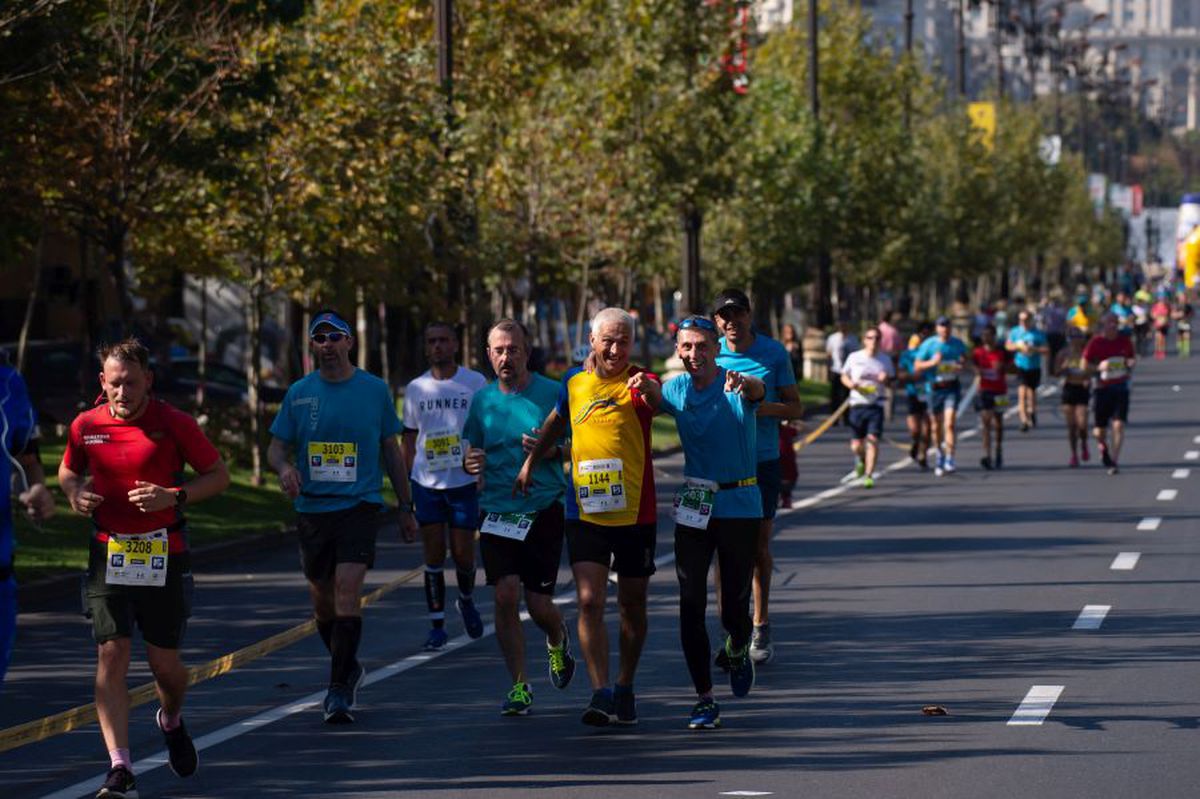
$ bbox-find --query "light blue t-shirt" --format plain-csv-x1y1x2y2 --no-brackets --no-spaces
716,333,796,463
461,374,566,515
914,335,969,388
0,367,37,566
660,368,761,519
1109,303,1134,334
1007,325,1047,371
269,368,401,513
897,348,924,399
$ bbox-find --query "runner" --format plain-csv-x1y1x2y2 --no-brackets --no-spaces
0,362,55,687
268,310,418,724
1066,293,1093,336
1053,328,1091,467
461,319,576,716
896,321,933,469
59,338,230,798
1173,289,1193,358
1151,290,1172,359
402,322,489,650
1005,309,1048,432
516,307,658,727
1082,313,1136,475
972,325,1009,470
658,316,761,730
840,327,894,489
1109,291,1135,337
913,316,972,476
712,288,804,665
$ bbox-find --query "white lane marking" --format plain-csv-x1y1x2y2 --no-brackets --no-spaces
1172,469,1190,479
720,793,775,797
1194,435,1200,444
1137,517,1162,531
1157,489,1178,501
1110,552,1141,570
1186,450,1199,461
1072,604,1111,630
1007,685,1065,726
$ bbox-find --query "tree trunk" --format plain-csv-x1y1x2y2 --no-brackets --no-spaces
16,228,45,375
196,276,208,408
377,301,391,388
245,270,265,484
574,259,590,351
356,285,368,370
104,221,136,327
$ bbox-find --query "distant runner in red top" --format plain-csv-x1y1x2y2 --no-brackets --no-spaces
1082,313,1136,475
971,325,1009,470
59,339,230,799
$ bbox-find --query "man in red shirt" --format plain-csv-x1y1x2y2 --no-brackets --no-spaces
59,339,230,799
1083,313,1137,475
972,325,1010,470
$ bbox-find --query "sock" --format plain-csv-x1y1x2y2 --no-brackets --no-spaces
329,615,363,687
698,691,715,702
455,566,476,598
614,682,633,694
157,707,181,732
109,748,132,771
424,566,446,628
317,618,334,653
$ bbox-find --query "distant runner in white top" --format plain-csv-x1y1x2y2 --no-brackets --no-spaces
402,322,489,651
840,328,894,489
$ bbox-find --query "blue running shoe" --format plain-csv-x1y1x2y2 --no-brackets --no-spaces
423,627,448,651
323,685,354,724
613,684,638,726
581,688,616,727
726,637,755,698
547,623,577,690
688,698,721,730
501,682,533,716
457,596,484,639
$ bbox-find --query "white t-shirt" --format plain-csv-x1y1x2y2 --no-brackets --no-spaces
403,366,488,489
842,350,894,406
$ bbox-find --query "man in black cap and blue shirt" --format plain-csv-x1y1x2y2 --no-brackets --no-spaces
712,288,804,665
268,309,419,723
913,316,972,476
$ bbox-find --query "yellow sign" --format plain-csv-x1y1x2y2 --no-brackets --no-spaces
1182,227,1200,291
968,102,996,151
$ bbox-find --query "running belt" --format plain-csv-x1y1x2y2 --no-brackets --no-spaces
718,477,757,490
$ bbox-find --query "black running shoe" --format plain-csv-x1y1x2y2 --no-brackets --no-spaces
1100,444,1113,468
994,449,1003,470
581,689,616,727
157,709,198,778
96,766,137,798
980,456,993,470
457,596,485,639
323,685,355,724
713,646,731,673
613,684,638,726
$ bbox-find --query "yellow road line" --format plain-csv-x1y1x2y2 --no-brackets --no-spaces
0,565,422,754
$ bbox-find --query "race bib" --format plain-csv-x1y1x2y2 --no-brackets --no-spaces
106,529,169,587
423,429,465,472
308,441,358,482
856,384,878,396
673,477,717,529
577,458,627,514
480,511,537,542
981,368,999,381
993,394,1010,408
1102,357,1128,379
937,362,960,381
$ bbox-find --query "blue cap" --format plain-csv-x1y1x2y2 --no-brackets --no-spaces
935,315,950,326
309,311,352,337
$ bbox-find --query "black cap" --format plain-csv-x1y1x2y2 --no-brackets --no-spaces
712,288,751,316
935,315,950,326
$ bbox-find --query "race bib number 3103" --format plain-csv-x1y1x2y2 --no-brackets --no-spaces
577,458,627,514
308,441,358,482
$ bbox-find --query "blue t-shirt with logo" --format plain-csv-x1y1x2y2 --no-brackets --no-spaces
914,335,969,390
1007,325,1047,371
716,333,796,463
660,368,761,519
0,367,37,568
461,374,566,515
897,348,925,398
269,368,401,513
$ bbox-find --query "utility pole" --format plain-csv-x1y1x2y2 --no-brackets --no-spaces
903,0,914,129
810,0,833,327
956,0,967,97
995,0,1005,99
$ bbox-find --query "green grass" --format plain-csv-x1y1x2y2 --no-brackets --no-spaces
13,440,294,584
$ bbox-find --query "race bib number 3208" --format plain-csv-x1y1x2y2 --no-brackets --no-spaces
106,529,169,587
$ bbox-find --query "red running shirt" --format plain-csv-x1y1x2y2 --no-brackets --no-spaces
972,346,1008,394
1082,334,1135,388
63,399,221,552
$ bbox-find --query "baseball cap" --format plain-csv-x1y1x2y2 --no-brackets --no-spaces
935,315,950,326
712,288,751,316
309,311,353,337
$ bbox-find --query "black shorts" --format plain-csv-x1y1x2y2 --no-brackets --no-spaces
479,502,565,595
1061,383,1091,406
756,458,782,521
296,501,383,582
973,391,1010,413
1093,386,1130,428
1017,368,1041,389
85,538,193,649
566,519,657,578
847,404,884,439
906,395,928,417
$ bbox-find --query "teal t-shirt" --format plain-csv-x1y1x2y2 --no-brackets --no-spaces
914,335,969,388
268,368,400,513
1007,325,1047,371
461,374,566,514
716,333,795,463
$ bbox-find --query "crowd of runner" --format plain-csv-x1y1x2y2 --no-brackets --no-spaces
0,277,1191,798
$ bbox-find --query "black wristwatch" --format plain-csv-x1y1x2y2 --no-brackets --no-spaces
175,488,188,509
398,499,414,514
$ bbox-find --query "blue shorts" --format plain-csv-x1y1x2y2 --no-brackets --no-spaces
847,405,884,440
0,575,15,687
756,458,781,521
928,383,961,414
413,482,479,529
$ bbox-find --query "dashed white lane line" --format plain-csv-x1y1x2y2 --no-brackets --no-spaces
1072,605,1112,630
1008,685,1065,726
1185,450,1199,461
719,793,775,797
1110,552,1141,570
1157,489,1178,501
1172,468,1191,479
1194,435,1200,444
1137,517,1162,531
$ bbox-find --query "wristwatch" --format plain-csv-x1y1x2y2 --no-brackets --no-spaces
175,488,188,509
399,499,414,514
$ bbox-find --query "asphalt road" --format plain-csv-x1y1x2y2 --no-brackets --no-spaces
2,355,1198,799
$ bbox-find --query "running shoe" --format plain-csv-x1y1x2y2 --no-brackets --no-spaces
323,685,354,724
1069,454,1079,468
918,455,928,470
994,449,1002,470
582,688,616,727
157,708,198,778
713,646,731,673
613,684,638,725
457,596,484,639
1100,443,1113,468
863,475,875,489
726,637,756,698
909,442,919,460
1108,463,1120,476
854,460,865,478
980,456,993,471
347,660,366,708
688,698,721,730
1031,413,1038,428
423,627,449,651
1020,421,1030,433
944,456,956,474
1080,441,1090,461
501,682,533,716
548,623,577,690
96,766,137,798
934,451,946,477
749,623,773,664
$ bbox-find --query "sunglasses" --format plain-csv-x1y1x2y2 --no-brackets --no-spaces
679,317,717,333
311,332,348,344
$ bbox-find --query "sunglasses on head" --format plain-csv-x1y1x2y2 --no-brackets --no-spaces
311,332,348,344
678,317,717,333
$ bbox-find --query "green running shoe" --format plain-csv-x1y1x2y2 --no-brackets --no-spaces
547,623,577,690
501,682,533,716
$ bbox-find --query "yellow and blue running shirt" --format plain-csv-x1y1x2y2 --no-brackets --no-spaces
556,365,658,527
